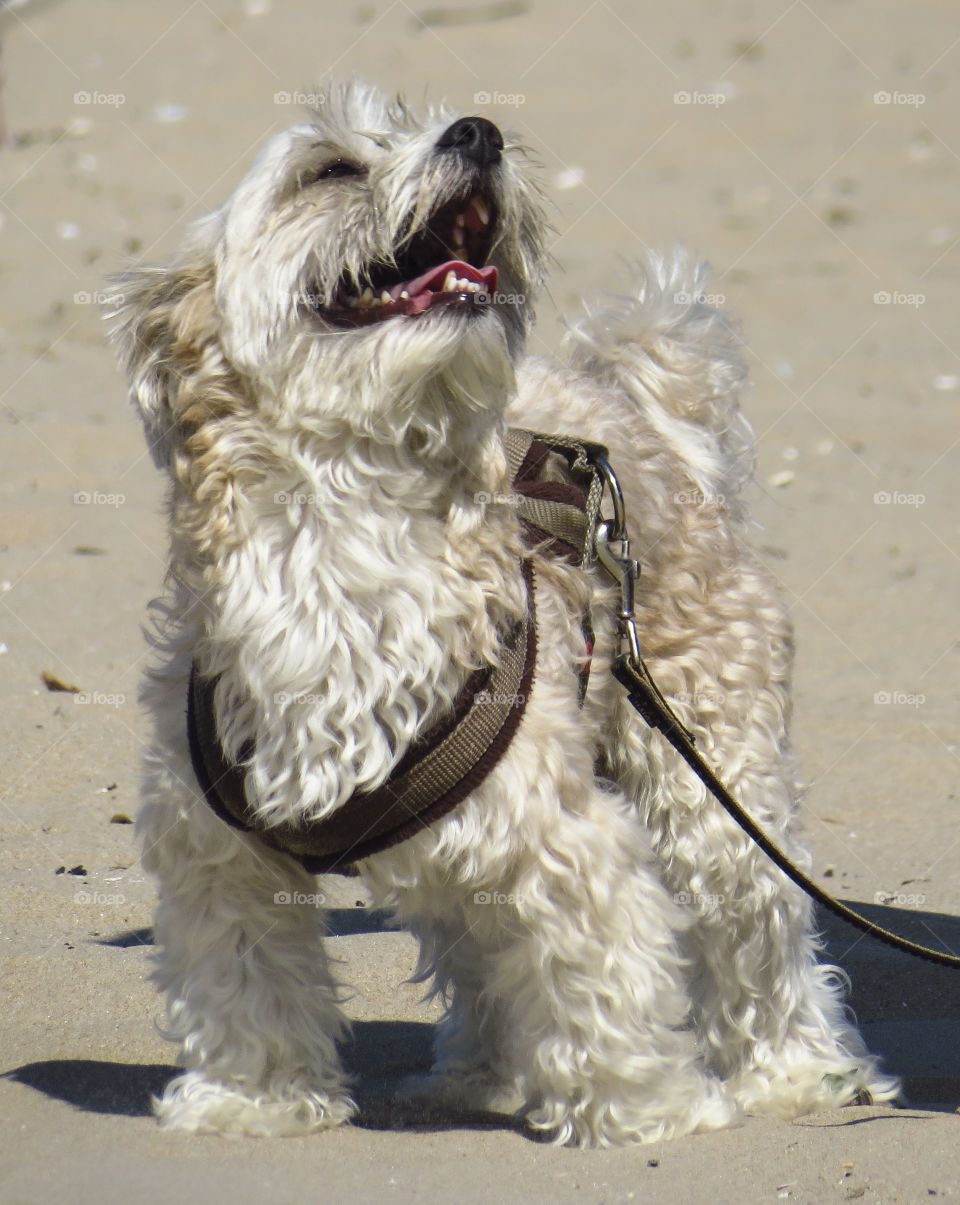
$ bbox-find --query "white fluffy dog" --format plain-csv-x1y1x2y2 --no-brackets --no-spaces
111,80,896,1146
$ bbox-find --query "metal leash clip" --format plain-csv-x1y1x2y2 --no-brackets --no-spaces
590,448,642,666
591,456,696,745
594,518,643,667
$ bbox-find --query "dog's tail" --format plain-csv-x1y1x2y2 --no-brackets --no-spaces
563,248,754,504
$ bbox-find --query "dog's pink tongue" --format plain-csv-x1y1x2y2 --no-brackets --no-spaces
396,261,498,313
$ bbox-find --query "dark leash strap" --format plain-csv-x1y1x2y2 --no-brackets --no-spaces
587,454,960,972
612,653,960,970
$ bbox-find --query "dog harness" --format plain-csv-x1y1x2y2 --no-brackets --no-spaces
187,429,609,875
187,428,960,969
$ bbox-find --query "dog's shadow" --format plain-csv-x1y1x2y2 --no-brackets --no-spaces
6,908,524,1134
4,1021,520,1134
12,901,959,1129
95,906,397,947
4,1058,179,1117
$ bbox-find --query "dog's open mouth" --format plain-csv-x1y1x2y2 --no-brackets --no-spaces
318,193,499,327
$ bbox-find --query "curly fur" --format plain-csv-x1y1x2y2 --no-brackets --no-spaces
109,79,896,1146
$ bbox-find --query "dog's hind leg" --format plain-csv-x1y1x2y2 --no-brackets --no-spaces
536,249,898,1117
609,605,899,1119
386,914,527,1123
139,722,355,1136
627,728,900,1116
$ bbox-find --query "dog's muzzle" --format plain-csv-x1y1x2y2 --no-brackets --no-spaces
317,118,505,328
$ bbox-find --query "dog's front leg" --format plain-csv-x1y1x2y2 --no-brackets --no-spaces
496,787,737,1147
139,738,355,1136
369,776,738,1147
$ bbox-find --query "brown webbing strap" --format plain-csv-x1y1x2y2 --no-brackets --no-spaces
503,427,534,482
188,561,537,874
530,432,607,561
505,428,608,565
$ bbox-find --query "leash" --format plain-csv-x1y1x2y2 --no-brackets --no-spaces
588,451,960,971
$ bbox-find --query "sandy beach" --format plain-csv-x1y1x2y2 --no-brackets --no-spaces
1,1,959,1200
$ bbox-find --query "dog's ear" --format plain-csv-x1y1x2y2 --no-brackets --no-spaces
107,254,220,470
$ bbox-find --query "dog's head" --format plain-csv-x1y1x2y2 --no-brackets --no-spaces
110,80,548,467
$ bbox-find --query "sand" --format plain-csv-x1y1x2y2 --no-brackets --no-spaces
1,1,958,1200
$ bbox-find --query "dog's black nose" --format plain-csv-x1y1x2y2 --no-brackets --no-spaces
435,117,504,168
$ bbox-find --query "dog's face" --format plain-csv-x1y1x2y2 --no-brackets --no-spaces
111,81,548,466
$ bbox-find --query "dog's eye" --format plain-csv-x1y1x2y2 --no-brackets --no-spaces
318,160,365,180
297,161,366,189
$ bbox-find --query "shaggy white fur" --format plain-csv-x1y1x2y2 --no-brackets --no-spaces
110,80,897,1146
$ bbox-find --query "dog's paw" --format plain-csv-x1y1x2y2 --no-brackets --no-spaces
524,1076,739,1148
396,1067,524,1121
154,1070,357,1136
730,1059,901,1119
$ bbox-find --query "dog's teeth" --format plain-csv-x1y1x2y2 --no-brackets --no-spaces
380,290,392,304
399,290,410,300
452,226,465,249
455,212,466,228
442,269,457,292
470,195,491,227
